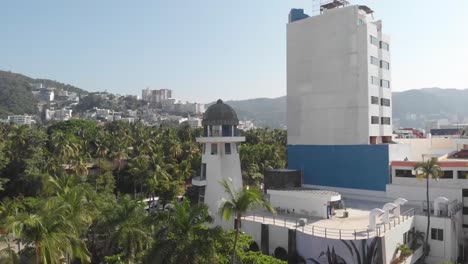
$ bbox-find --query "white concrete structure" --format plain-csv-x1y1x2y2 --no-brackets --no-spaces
194,100,245,227
7,115,35,125
287,5,392,145
45,109,72,121
268,189,341,219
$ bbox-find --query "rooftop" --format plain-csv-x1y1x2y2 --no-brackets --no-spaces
243,206,415,240
202,99,239,126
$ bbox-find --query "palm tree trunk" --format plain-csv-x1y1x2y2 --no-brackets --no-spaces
232,215,241,264
425,175,430,256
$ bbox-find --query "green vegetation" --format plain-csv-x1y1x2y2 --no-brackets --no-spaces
219,178,275,263
0,120,287,263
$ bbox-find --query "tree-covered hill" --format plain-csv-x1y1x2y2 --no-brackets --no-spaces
0,70,88,117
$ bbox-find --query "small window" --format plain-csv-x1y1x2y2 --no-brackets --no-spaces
459,171,468,179
440,171,453,179
370,56,379,66
201,163,207,179
380,41,390,51
225,143,231,154
380,60,390,70
381,117,391,125
371,96,379,105
202,144,206,154
381,98,391,107
431,228,443,241
395,169,414,178
370,35,379,46
403,232,407,244
463,207,468,215
380,79,391,88
371,116,379,124
371,76,379,85
211,144,218,155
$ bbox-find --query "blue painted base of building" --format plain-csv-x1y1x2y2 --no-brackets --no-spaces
288,145,390,191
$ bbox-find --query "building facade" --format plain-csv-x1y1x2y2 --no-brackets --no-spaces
141,88,172,103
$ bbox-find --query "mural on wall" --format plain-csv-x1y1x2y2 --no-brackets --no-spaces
296,232,383,264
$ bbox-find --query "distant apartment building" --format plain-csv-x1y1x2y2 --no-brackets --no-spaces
141,88,172,103
45,109,73,121
174,102,205,114
8,115,35,125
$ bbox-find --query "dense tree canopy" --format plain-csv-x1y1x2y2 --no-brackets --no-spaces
0,120,287,263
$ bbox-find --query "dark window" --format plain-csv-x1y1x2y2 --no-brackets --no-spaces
431,228,443,241
380,60,390,70
370,56,379,66
403,232,407,244
381,117,390,125
371,96,379,104
380,41,390,51
225,143,231,154
211,144,218,155
463,207,468,215
463,189,468,197
395,169,414,178
370,35,379,46
381,98,391,107
463,224,468,228
381,117,391,125
459,171,468,179
371,116,379,124
440,170,454,179
202,144,206,154
380,79,391,88
201,163,207,179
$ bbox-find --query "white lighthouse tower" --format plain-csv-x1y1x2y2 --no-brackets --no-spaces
193,99,245,227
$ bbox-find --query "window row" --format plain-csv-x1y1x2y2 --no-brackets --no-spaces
370,76,391,88
370,56,390,70
371,116,391,125
370,96,391,107
202,143,237,155
395,169,468,179
369,35,390,51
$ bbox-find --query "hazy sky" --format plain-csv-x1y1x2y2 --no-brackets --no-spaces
1,0,467,103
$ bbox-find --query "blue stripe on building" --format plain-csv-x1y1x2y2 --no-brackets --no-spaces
288,145,390,191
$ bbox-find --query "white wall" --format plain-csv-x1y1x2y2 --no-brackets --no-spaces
198,137,245,228
387,184,462,203
268,225,289,256
268,189,341,218
394,138,463,161
381,216,415,264
414,214,461,264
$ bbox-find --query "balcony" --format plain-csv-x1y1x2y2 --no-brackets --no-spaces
192,176,207,186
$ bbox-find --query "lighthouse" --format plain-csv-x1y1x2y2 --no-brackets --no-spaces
193,99,245,227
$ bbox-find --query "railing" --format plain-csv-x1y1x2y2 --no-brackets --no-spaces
242,208,415,240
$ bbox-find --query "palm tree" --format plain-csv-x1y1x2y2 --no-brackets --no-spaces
109,196,152,264
145,200,218,263
414,157,442,256
218,178,275,264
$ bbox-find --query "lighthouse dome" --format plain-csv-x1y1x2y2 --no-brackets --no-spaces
202,99,239,126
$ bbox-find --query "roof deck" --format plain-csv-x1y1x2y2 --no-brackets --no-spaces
243,207,415,240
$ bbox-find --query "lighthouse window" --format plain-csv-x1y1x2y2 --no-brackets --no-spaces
211,144,218,155
225,143,231,154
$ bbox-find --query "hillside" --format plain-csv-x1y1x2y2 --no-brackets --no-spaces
225,88,468,129
0,70,87,117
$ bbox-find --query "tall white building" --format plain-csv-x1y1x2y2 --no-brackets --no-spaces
287,4,392,145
